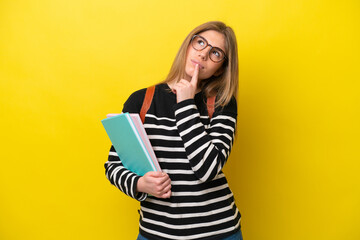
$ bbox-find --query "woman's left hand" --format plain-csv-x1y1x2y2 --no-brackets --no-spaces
172,64,199,103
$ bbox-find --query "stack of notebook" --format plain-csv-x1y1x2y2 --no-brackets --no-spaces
101,113,161,176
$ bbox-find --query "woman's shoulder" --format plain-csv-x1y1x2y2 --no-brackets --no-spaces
128,87,147,100
123,84,169,113
215,96,237,116
122,87,147,113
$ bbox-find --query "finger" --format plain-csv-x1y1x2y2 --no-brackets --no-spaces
147,171,164,178
156,177,167,186
190,64,199,86
161,178,171,190
156,182,171,196
171,83,181,92
158,174,171,186
160,190,172,199
162,181,171,192
178,79,191,85
174,81,188,90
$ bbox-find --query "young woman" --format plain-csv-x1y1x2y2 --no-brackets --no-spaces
104,21,242,240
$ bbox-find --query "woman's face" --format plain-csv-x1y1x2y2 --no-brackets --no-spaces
184,30,226,81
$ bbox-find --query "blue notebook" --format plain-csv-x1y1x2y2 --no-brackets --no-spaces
101,113,161,176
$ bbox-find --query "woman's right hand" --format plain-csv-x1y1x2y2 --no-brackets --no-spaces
137,171,172,198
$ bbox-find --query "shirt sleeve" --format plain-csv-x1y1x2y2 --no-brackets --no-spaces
104,146,148,201
173,97,237,182
103,88,148,201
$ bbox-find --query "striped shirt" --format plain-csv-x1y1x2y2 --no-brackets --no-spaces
104,84,241,240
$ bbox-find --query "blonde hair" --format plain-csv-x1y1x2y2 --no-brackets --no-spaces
162,21,239,107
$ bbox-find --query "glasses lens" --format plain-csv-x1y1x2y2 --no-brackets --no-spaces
209,47,225,62
192,35,207,51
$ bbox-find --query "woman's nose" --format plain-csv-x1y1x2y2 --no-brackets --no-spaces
198,47,210,60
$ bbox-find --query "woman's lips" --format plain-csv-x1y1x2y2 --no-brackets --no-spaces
191,60,204,69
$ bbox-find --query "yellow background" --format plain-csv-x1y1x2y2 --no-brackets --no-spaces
1,0,359,239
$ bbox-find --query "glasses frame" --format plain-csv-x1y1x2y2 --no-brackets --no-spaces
191,34,227,63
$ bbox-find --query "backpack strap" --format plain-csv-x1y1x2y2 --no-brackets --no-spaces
139,85,155,123
140,85,216,123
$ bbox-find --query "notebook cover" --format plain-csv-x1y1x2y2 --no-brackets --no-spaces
101,113,158,176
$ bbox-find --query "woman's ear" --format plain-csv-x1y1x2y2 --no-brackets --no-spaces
213,66,224,77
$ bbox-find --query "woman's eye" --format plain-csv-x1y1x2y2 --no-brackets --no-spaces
212,50,220,57
197,40,205,46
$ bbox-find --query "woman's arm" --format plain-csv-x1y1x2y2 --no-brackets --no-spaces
105,145,172,199
173,97,237,182
104,87,171,199
104,145,148,200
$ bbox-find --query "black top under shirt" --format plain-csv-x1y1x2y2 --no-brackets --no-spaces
105,83,241,240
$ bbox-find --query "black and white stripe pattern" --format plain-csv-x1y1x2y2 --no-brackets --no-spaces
104,84,241,240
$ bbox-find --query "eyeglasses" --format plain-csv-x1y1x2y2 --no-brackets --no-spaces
191,35,227,63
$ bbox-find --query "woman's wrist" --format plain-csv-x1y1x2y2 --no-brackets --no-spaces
136,176,145,193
